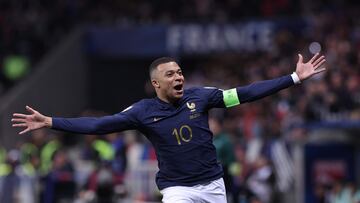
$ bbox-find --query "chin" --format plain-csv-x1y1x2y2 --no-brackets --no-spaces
172,93,183,100
174,94,183,99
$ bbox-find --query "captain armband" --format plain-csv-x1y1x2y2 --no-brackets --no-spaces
223,88,240,108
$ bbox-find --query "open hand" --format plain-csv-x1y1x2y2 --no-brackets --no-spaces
296,53,326,81
11,106,52,135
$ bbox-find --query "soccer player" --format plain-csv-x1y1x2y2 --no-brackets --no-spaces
12,53,326,203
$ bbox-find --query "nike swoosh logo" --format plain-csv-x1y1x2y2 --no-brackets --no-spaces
153,117,162,122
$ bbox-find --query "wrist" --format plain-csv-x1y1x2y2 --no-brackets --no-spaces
291,72,301,84
45,116,53,128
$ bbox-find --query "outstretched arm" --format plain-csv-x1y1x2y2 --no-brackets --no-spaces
12,106,138,135
222,53,326,107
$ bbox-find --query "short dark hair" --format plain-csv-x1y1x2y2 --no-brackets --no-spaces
149,57,177,79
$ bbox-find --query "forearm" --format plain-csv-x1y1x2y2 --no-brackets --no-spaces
52,117,104,134
51,115,132,135
237,74,297,103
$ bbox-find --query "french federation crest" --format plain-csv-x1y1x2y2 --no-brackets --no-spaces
186,102,196,112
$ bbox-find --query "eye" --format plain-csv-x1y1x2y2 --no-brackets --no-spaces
166,72,174,77
178,70,182,76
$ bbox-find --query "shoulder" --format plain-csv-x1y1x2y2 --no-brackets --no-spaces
185,86,222,94
119,99,146,114
138,98,158,108
116,100,150,122
122,98,159,114
185,86,223,97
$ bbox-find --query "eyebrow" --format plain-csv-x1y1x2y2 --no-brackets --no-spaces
165,68,181,74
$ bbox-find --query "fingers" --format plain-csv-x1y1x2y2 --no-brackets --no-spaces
11,117,28,133
26,105,37,114
11,118,29,134
309,53,320,64
12,105,38,135
315,67,326,74
19,128,30,135
306,53,326,70
297,54,303,64
314,57,326,69
11,118,26,123
12,123,27,127
13,113,28,118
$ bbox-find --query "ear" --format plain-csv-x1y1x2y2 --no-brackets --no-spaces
152,79,160,88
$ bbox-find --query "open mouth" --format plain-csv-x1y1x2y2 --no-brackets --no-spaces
174,84,183,91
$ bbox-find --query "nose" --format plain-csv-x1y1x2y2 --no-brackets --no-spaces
175,73,184,81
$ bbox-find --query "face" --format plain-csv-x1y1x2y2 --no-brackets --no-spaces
152,62,185,103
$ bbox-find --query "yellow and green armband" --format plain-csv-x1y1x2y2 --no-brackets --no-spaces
223,88,240,108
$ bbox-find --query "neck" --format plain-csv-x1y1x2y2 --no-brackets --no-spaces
157,94,179,104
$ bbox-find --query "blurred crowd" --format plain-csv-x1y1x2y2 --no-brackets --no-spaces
181,3,360,201
0,0,359,94
1,0,360,203
0,111,359,203
0,110,160,203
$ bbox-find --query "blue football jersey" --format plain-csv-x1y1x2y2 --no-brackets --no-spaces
52,75,295,189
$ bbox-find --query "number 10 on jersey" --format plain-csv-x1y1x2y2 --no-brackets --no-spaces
172,125,193,145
